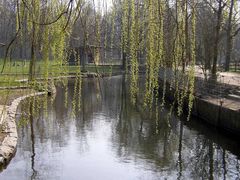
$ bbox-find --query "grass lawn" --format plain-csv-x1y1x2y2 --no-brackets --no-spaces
0,59,122,107
0,59,122,74
229,69,240,73
0,59,122,87
0,89,35,105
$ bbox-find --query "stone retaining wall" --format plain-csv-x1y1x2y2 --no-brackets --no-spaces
192,97,240,135
159,78,240,136
0,92,46,167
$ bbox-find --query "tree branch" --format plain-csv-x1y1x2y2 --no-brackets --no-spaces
232,26,240,37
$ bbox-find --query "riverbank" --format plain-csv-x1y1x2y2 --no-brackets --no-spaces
0,91,48,168
0,70,124,168
0,80,58,168
158,68,240,135
0,75,239,179
0,68,239,169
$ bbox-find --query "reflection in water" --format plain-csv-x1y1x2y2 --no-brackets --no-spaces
0,75,240,180
29,103,37,179
177,121,183,180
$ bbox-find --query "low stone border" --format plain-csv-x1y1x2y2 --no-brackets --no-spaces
0,86,29,90
0,74,117,167
0,92,47,166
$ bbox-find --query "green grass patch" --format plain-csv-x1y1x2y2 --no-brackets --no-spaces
229,69,240,73
0,89,35,105
0,59,122,87
0,59,122,74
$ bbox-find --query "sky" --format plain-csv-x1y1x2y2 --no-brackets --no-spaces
92,0,113,11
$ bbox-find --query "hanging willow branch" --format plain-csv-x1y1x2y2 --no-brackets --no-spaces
129,0,139,105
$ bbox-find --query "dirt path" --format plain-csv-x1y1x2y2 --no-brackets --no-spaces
194,67,240,86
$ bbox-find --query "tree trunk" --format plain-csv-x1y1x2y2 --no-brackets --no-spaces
211,0,223,78
82,38,86,72
183,0,189,73
225,0,234,72
29,22,36,82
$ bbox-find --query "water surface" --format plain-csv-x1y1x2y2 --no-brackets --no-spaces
0,76,240,180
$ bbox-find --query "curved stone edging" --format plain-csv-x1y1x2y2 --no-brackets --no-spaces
0,92,47,166
0,86,29,90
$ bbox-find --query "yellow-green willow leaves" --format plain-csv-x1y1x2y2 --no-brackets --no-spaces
187,0,196,120
16,0,72,82
110,3,116,61
72,51,82,117
122,0,197,119
144,0,165,109
129,0,139,105
121,0,129,55
95,15,101,65
12,0,198,122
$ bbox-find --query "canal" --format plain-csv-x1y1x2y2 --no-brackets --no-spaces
0,76,239,179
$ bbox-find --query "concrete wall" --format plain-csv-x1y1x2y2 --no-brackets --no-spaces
159,78,240,136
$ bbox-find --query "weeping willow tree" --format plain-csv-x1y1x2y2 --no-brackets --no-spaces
1,0,197,121
144,0,165,109
171,0,196,119
7,0,85,115
92,0,101,65
129,0,139,104
121,0,129,71
121,0,197,119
